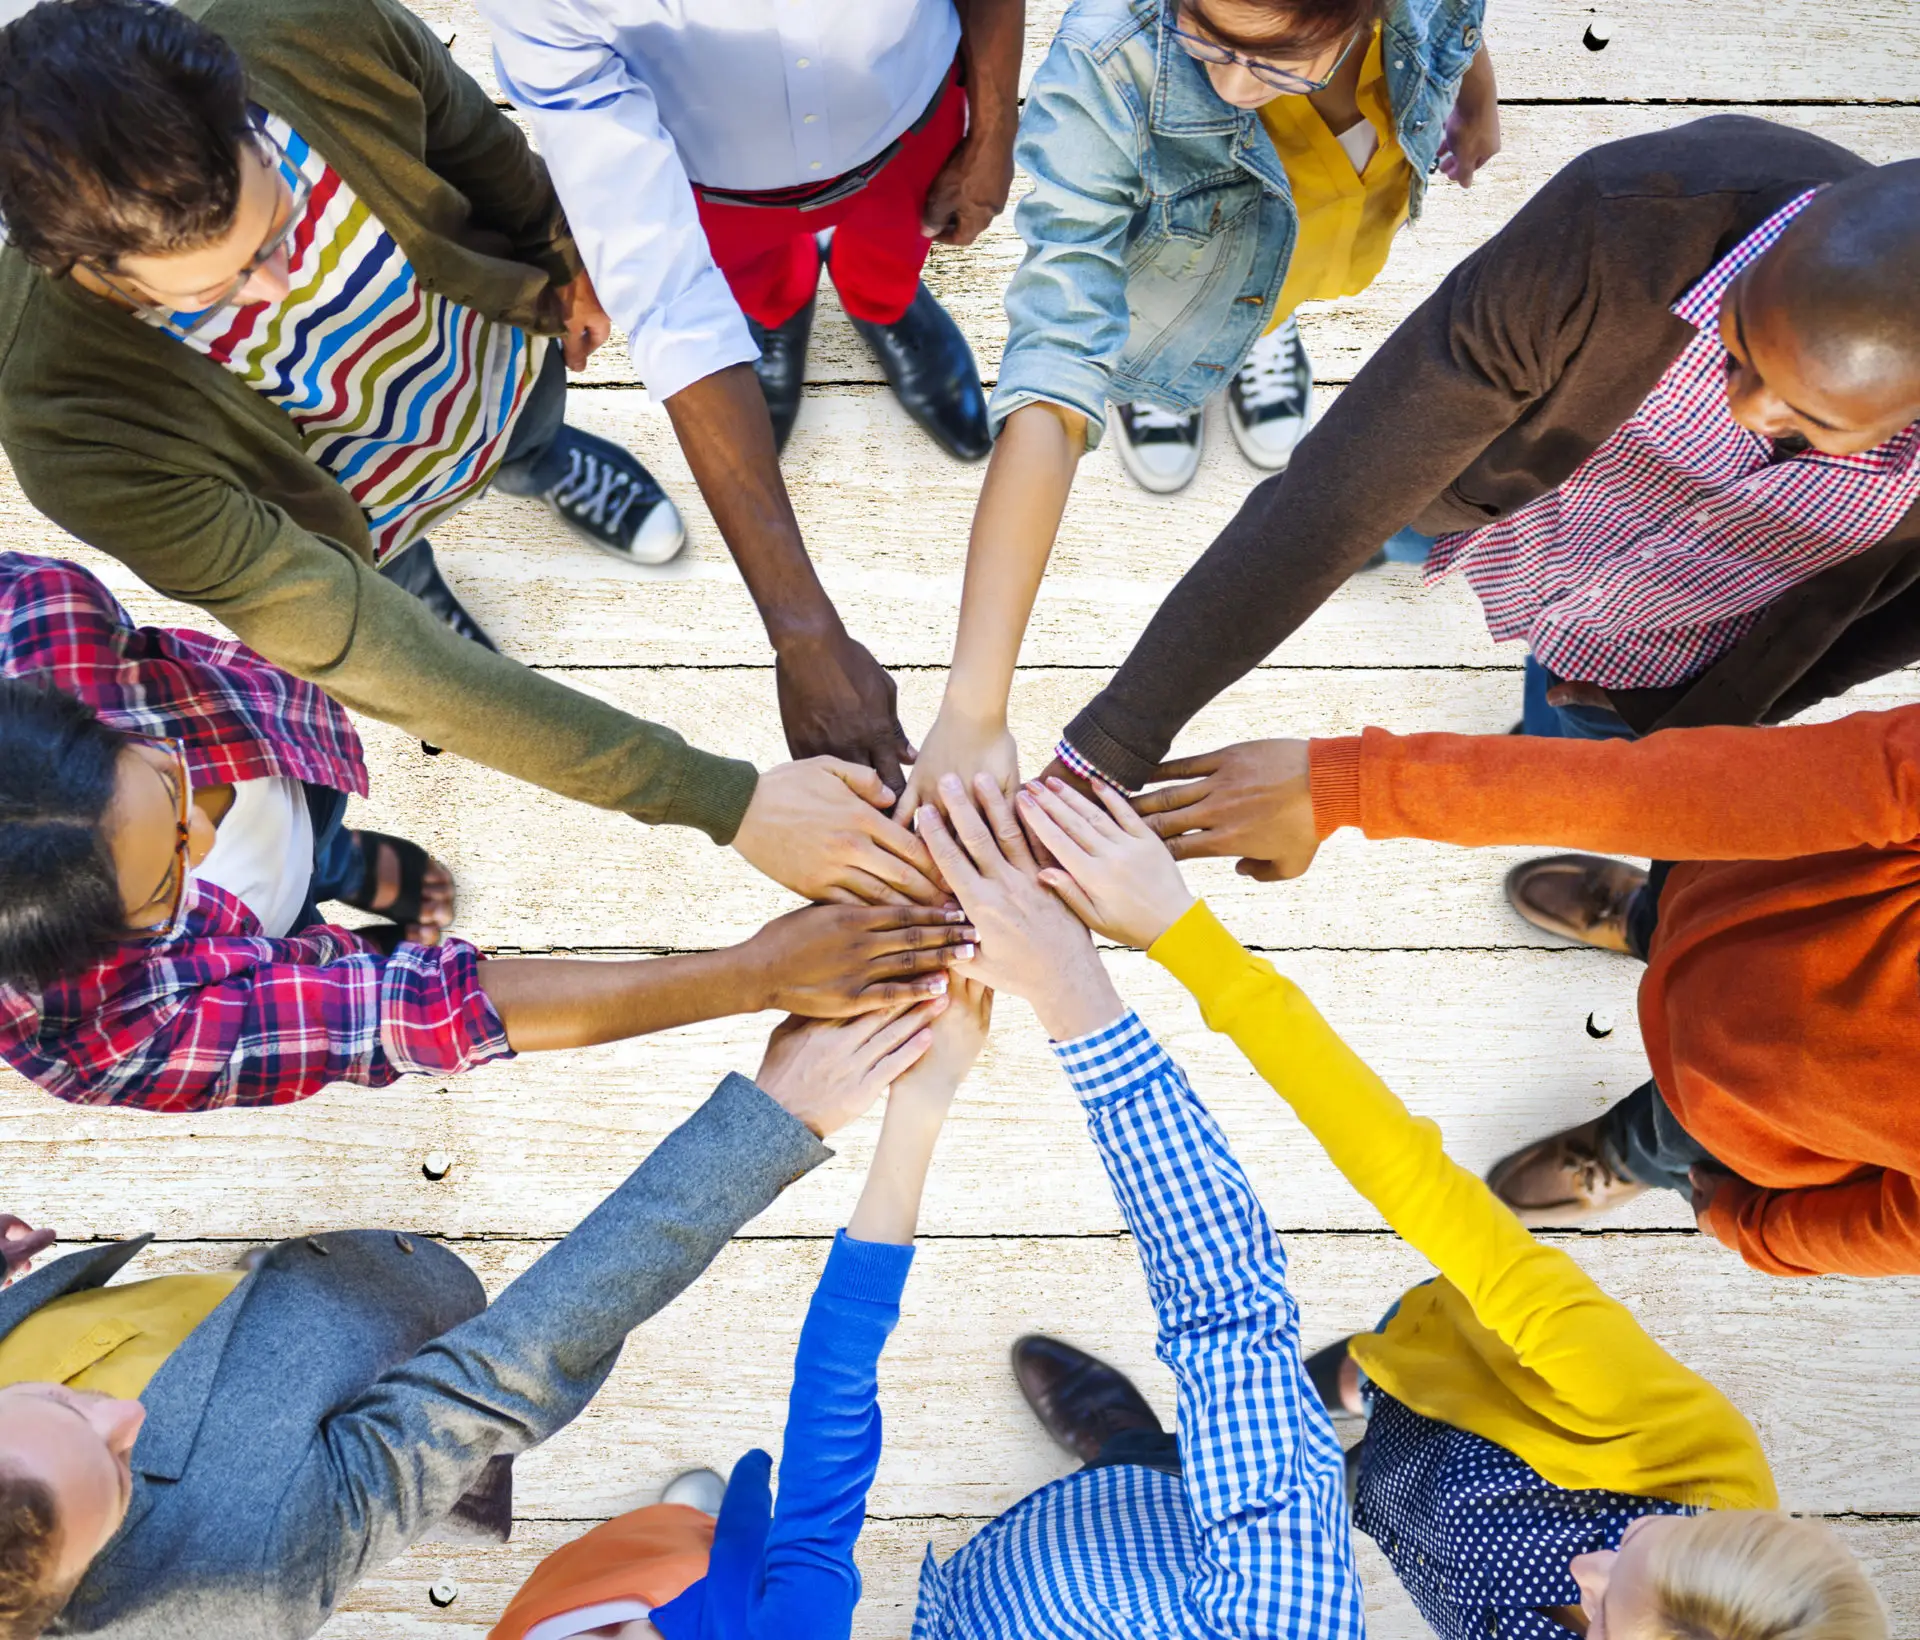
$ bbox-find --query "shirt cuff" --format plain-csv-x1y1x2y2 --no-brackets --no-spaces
1308,736,1364,837
1049,1009,1171,1102
379,936,515,1075
823,1227,916,1305
625,267,760,403
1053,736,1139,797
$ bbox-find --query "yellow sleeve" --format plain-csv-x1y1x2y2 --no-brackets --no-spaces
1149,900,1774,1501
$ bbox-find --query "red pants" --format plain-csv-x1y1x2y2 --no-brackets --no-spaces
694,72,967,329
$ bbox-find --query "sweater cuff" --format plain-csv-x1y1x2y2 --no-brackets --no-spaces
1059,708,1161,796
823,1228,916,1304
1308,737,1363,837
661,754,761,847
1147,898,1252,1002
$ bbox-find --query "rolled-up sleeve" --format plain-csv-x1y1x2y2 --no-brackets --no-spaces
988,35,1145,449
480,0,757,401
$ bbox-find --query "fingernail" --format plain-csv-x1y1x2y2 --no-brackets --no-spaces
952,944,976,961
945,908,966,921
927,974,949,993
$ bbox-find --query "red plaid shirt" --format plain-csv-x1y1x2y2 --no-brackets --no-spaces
1426,191,1920,688
0,554,511,1112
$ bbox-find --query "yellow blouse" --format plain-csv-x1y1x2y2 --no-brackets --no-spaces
1258,27,1412,329
1149,900,1778,1511
0,1273,243,1398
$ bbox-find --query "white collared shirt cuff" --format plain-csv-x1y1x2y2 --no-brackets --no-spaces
625,268,762,403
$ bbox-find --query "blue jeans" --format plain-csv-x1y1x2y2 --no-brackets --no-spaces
1596,1080,1721,1196
1520,655,1638,741
295,784,361,930
489,340,571,498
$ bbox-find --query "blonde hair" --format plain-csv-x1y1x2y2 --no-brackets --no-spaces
1648,1511,1886,1640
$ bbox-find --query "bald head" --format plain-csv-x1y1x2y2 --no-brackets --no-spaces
1723,161,1920,454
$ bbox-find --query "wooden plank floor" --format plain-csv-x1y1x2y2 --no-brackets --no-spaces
0,7,1916,1636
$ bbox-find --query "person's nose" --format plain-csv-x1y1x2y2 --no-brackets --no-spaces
82,1396,146,1457
238,244,293,307
1206,60,1271,106
1724,372,1797,442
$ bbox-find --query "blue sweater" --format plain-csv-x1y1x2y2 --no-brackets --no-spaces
653,1229,914,1640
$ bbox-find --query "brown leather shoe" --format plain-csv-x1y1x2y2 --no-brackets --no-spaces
1012,1335,1162,1464
1504,854,1648,954
1486,1118,1648,1225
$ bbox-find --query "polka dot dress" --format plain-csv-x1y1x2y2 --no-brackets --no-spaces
1352,1389,1695,1640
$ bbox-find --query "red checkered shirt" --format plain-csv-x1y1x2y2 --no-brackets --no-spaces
0,554,511,1112
1425,190,1920,689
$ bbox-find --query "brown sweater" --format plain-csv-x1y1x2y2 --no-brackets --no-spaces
0,0,759,842
1063,117,1920,791
1310,713,1920,1278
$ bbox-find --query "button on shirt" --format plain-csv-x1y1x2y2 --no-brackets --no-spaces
1354,1389,1692,1640
1424,188,1920,689
480,0,960,400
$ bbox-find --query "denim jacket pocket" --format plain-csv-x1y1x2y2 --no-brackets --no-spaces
1121,178,1262,379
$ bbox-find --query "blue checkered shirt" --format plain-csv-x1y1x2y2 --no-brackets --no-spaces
911,1011,1366,1639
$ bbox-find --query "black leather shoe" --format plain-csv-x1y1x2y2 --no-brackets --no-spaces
845,281,990,461
747,294,815,455
377,539,500,654
1012,1334,1162,1464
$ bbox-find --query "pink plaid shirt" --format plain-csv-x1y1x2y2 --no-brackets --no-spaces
0,554,511,1112
1425,191,1920,689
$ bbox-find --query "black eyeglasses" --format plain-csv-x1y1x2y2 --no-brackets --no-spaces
1165,3,1365,95
123,737,194,941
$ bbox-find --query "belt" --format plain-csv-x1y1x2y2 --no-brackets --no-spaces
691,64,953,213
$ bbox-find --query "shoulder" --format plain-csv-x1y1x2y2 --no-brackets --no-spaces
1576,115,1870,202
198,0,441,84
1044,0,1157,85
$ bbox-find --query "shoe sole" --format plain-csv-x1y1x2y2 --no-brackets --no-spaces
1110,420,1201,495
1225,403,1303,472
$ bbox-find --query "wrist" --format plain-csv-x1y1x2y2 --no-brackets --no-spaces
715,940,775,1014
1032,966,1127,1043
768,612,846,652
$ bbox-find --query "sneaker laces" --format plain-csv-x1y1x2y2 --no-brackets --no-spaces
550,448,644,536
1234,321,1305,412
1123,400,1194,432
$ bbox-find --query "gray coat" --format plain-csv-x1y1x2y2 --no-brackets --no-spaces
17,1075,830,1639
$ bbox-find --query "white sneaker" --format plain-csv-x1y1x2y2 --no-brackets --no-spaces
662,1467,727,1516
1225,316,1313,471
1109,399,1204,494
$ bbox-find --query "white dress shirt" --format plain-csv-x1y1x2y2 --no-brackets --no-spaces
480,0,960,401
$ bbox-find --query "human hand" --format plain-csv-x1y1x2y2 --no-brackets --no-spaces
740,904,976,1015
0,1216,54,1287
1132,740,1320,883
914,773,1124,1040
920,121,1016,246
775,627,918,798
1016,776,1195,949
895,706,1019,821
886,971,993,1118
734,757,945,906
552,268,614,370
755,999,946,1137
1436,45,1501,188
1545,680,1615,713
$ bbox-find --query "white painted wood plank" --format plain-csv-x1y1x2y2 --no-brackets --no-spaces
0,944,1673,1239
417,0,1920,118
95,1234,1920,1517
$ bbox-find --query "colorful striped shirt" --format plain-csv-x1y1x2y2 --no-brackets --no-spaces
911,1011,1365,1640
156,113,541,562
1424,190,1920,689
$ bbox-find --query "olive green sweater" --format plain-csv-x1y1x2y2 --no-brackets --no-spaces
0,0,759,842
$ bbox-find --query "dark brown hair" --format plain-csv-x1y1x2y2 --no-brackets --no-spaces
1184,0,1388,58
0,0,252,274
0,1468,65,1640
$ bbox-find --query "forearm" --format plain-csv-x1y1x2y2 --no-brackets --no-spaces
478,947,766,1053
942,404,1084,721
1708,1172,1920,1278
846,1098,949,1244
954,0,1024,145
1310,710,1920,859
666,365,840,645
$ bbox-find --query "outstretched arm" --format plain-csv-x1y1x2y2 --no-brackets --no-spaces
1135,709,1920,880
913,781,1362,1639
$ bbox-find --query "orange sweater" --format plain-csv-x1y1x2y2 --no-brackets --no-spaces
1310,708,1920,1278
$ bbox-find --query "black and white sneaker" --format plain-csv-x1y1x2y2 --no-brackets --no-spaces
542,426,685,565
1109,399,1203,494
1225,315,1313,471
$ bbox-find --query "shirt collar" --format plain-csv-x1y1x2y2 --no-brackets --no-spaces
1671,187,1820,329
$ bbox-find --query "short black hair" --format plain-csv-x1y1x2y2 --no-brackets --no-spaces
0,0,252,273
0,678,131,992
0,1466,65,1640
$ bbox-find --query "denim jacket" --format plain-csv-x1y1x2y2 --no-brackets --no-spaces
990,0,1485,445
